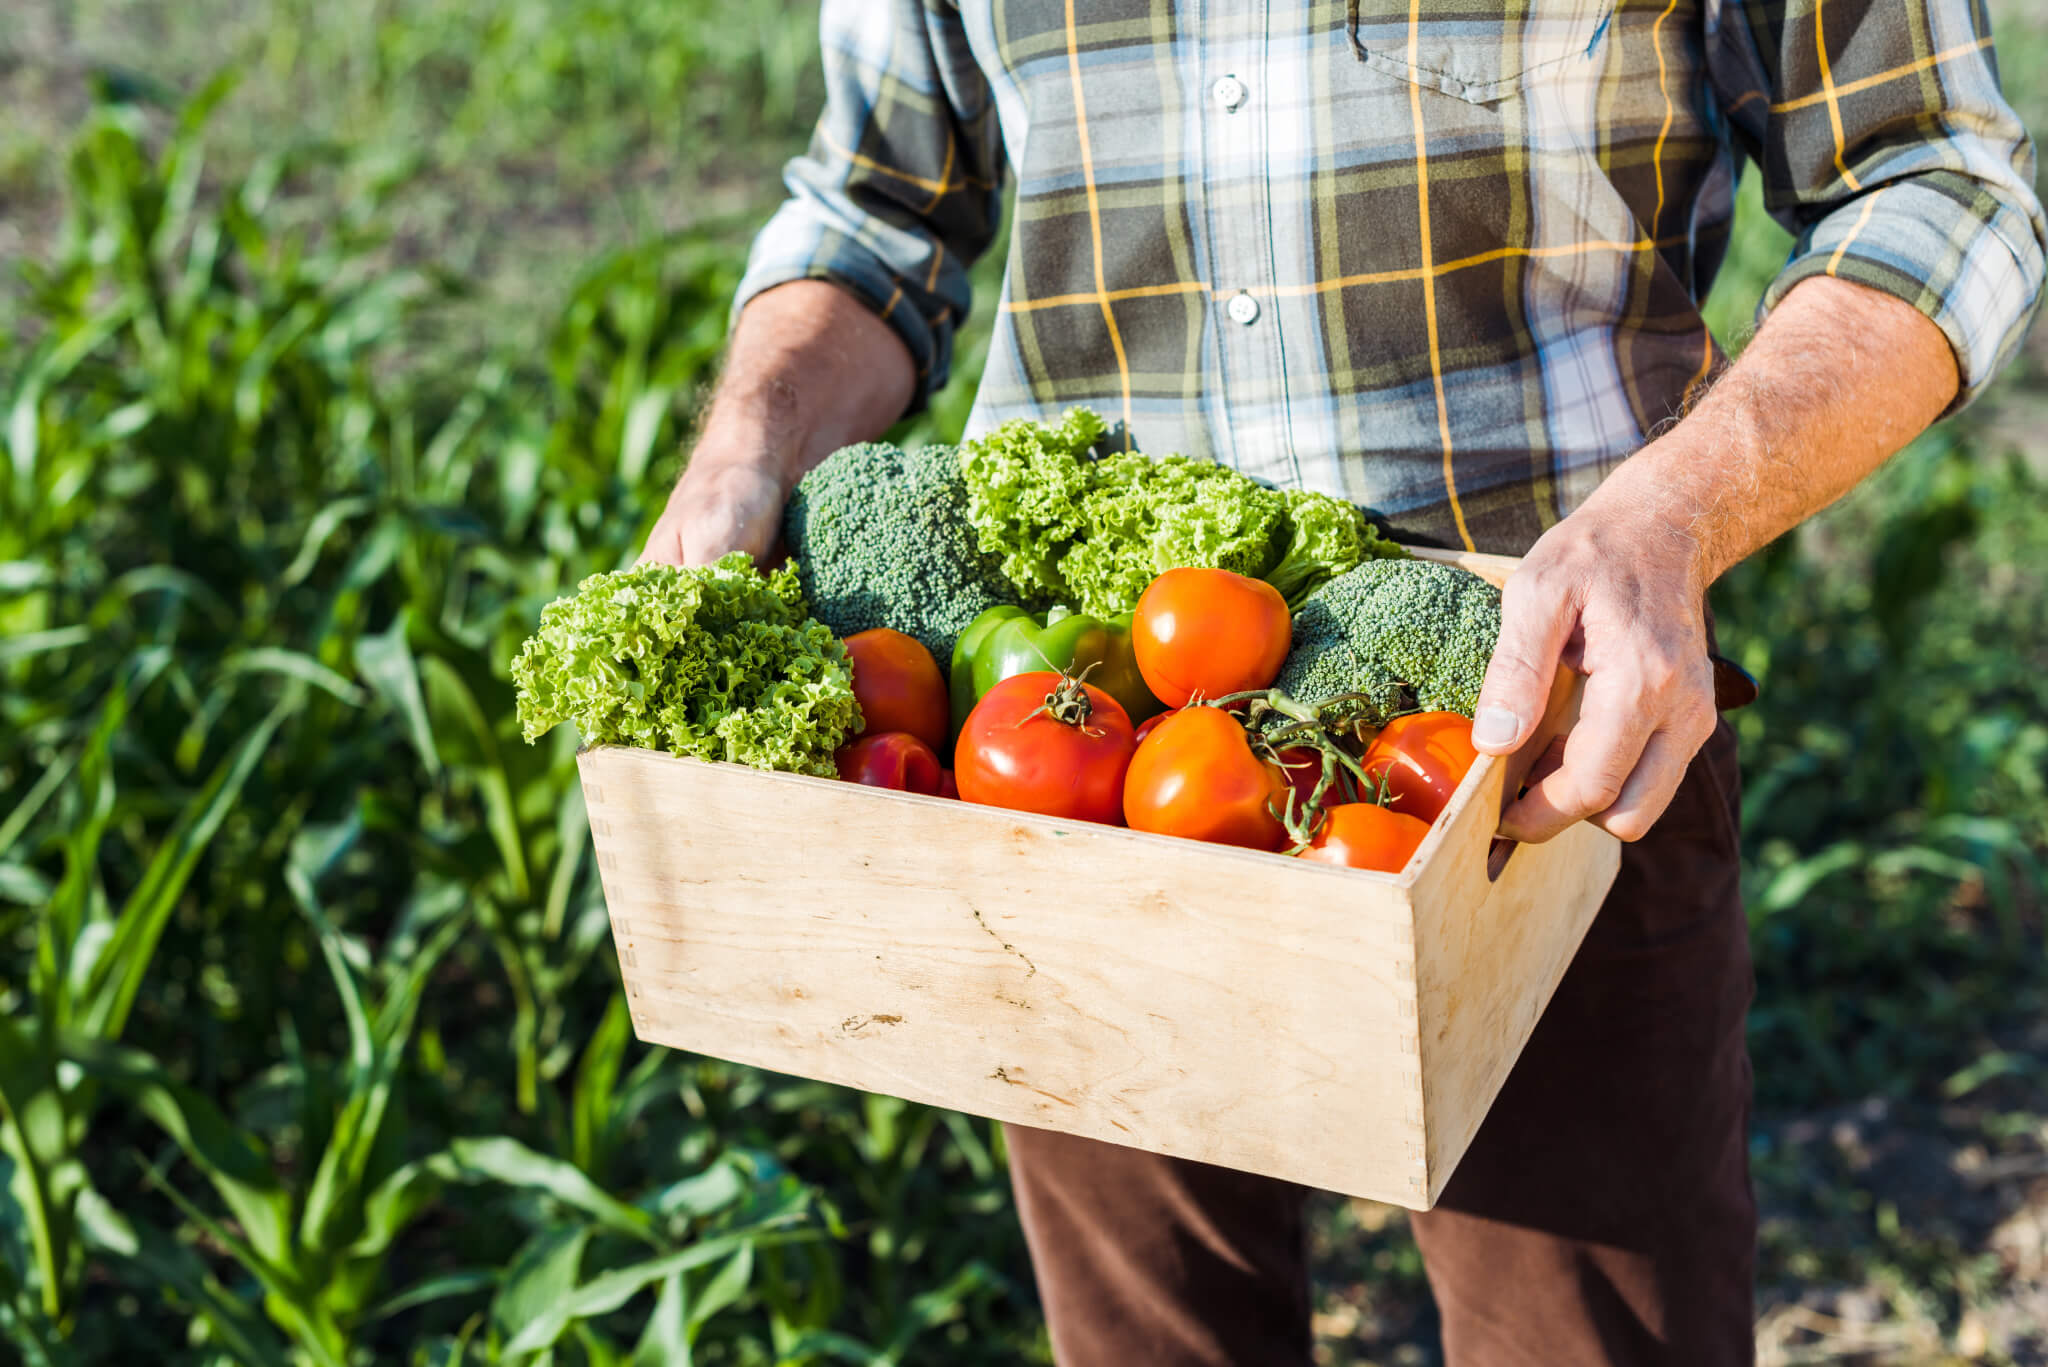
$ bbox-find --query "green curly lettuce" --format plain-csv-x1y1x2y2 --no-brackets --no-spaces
958,408,1406,617
512,555,859,777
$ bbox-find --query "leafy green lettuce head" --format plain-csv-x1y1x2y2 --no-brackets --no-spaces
512,555,859,777
959,408,1406,618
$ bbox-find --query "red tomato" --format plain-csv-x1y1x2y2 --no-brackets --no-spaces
955,672,1135,825
843,628,950,755
937,768,959,800
836,732,943,795
1131,568,1291,708
1358,712,1478,825
1273,745,1336,819
1132,707,1180,746
1123,706,1292,851
1296,804,1432,873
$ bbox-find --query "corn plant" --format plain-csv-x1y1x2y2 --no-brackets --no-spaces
2,73,1033,1366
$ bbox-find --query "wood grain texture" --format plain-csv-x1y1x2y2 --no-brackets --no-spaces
583,747,1437,1204
1407,781,1621,1205
1405,544,1523,586
576,542,1623,1209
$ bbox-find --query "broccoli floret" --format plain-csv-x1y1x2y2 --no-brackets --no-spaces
782,441,1025,663
1276,558,1502,726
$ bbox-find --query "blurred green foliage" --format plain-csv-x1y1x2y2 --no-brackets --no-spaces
1,0,2045,1361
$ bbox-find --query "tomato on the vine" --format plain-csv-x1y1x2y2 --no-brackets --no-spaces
955,671,1135,824
836,732,944,795
1273,744,1337,818
843,628,950,755
1296,803,1432,873
1359,712,1478,825
1123,706,1292,851
1130,568,1291,708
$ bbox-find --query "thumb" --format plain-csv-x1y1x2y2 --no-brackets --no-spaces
1471,578,1574,755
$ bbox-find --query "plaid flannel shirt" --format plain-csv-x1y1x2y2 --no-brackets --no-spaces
736,0,2045,553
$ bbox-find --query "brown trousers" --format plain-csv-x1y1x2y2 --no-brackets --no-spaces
1004,721,1756,1365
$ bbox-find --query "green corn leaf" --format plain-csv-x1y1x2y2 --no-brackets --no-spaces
295,895,465,1258
631,1269,690,1367
134,1153,348,1367
420,654,529,900
0,628,92,665
219,649,367,708
365,1268,497,1324
491,1224,592,1348
570,994,632,1176
355,610,441,778
66,1038,294,1272
0,1016,72,1321
504,1227,820,1358
346,1153,454,1264
683,1243,752,1339
447,1136,653,1243
75,1188,290,1367
43,682,125,1025
281,496,377,589
5,300,134,488
0,865,55,907
78,685,301,1041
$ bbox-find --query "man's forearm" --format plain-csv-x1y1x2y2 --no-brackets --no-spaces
1476,274,1963,844
643,279,916,566
697,279,917,487
1585,275,1961,597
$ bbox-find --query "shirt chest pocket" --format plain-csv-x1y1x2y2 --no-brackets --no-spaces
1346,0,1616,104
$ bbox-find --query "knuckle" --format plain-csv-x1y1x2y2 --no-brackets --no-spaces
1638,650,1679,693
1583,777,1625,812
1686,701,1719,745
1604,809,1654,842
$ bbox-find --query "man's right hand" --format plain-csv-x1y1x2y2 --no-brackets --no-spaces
635,279,917,570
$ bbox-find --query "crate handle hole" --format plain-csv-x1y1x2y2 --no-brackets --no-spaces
1486,836,1518,883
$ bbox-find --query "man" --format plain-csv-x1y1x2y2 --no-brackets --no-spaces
644,1,2043,1361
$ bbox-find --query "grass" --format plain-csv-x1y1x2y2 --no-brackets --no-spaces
2,1,2047,1362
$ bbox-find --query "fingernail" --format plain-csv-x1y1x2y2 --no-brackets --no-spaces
1472,706,1522,749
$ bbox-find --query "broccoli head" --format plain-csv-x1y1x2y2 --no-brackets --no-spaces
782,441,1025,664
1276,558,1502,727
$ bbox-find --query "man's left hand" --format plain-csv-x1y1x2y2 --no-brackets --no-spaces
1468,487,1721,844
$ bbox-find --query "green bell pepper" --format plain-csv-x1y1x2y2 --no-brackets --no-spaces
950,604,1165,735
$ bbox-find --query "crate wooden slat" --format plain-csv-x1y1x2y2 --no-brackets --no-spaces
579,547,1622,1209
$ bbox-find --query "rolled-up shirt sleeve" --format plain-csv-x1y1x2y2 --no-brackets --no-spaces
1710,0,2046,409
734,0,1005,416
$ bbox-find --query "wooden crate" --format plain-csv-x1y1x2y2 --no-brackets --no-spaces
578,549,1620,1210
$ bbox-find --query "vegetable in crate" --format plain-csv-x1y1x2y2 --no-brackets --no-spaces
782,440,1023,663
842,628,951,754
1276,558,1503,728
1130,567,1291,707
955,670,1136,825
1297,804,1432,872
1123,706,1294,852
512,555,858,777
837,732,945,795
1359,712,1478,824
959,408,1406,617
950,604,1163,735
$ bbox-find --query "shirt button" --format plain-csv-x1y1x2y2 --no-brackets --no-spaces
1226,291,1260,325
1212,75,1247,112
